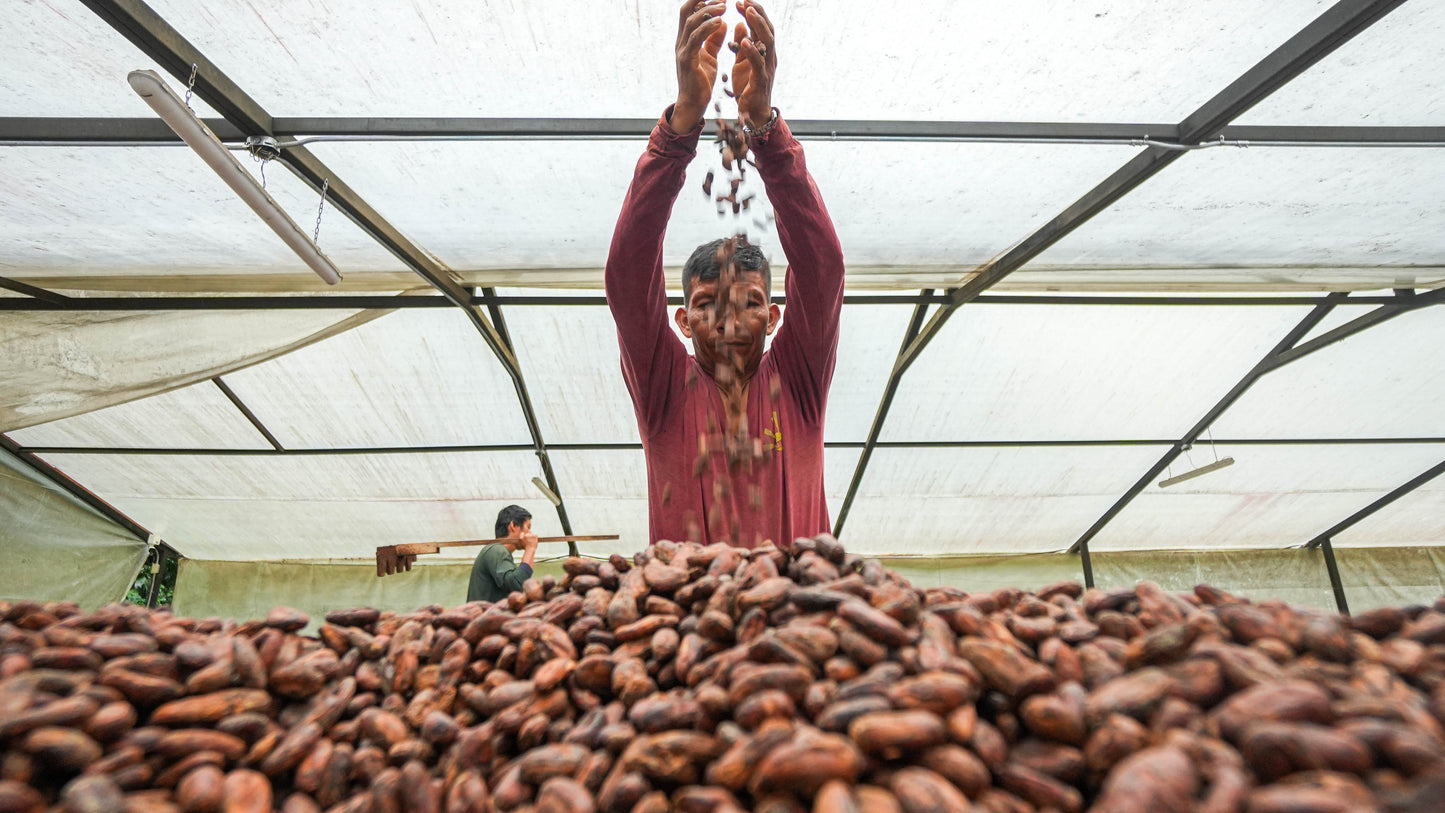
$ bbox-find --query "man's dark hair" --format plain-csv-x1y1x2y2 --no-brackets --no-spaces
681,237,771,300
494,504,532,539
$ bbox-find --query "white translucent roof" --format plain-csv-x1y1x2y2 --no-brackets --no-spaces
1031,147,1445,276
1213,306,1445,439
881,304,1317,441
24,0,1333,121
848,445,1173,556
8,382,268,450
1237,0,1445,126
3,1,1443,564
1092,443,1445,552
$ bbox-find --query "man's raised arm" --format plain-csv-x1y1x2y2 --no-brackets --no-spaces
605,0,727,433
733,1,845,419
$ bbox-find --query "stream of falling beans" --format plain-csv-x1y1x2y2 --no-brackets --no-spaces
683,41,777,547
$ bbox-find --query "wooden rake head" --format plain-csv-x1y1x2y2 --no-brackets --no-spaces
375,543,436,577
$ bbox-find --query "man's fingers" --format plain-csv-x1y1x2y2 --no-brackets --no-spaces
696,14,727,56
738,0,775,44
683,7,727,54
738,37,768,78
744,10,775,54
680,0,721,37
686,2,726,33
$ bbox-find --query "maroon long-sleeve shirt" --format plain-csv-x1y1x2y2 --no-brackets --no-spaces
605,110,845,548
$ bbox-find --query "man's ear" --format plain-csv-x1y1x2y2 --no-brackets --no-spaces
674,306,693,338
507,522,520,537
766,302,782,335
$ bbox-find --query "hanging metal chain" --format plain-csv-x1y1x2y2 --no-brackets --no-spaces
313,179,329,243
183,63,198,108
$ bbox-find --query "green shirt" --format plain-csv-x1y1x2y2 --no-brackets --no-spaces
466,543,532,603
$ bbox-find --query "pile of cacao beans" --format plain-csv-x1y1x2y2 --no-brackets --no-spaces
3,535,1445,813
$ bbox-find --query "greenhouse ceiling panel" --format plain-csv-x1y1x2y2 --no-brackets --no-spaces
3,0,222,117
1235,0,1445,125
137,0,1334,122
844,445,1170,556
220,309,536,449
880,303,1315,442
7,380,271,450
1334,483,1445,549
1089,443,1445,551
1212,306,1445,440
0,146,408,285
304,139,1138,285
1028,146,1445,284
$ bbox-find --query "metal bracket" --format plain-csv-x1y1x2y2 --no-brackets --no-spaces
244,135,281,161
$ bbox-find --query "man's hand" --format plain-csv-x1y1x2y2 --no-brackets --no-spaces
520,531,539,566
730,0,776,131
671,0,727,133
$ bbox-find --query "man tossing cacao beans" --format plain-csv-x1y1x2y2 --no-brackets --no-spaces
606,0,845,549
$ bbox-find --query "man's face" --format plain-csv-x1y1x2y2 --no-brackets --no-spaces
506,518,531,545
674,271,781,381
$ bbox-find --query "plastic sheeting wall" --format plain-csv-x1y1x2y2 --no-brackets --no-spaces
0,449,147,608
171,546,1445,631
0,302,403,432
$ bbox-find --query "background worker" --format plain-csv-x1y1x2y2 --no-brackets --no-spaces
466,504,538,602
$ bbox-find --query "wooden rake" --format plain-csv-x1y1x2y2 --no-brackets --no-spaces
375,535,619,577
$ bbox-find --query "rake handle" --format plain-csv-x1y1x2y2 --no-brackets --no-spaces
392,535,618,556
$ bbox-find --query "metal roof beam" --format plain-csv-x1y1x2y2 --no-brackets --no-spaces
1264,287,1445,371
4,292,1434,312
474,286,577,552
20,437,1445,457
833,291,935,537
8,117,1445,146
0,276,70,305
1321,538,1350,615
213,377,283,451
75,1,490,339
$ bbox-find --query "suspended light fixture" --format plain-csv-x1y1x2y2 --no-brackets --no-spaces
532,476,563,507
1158,456,1236,488
127,69,342,285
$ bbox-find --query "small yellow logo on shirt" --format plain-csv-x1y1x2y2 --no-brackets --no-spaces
763,411,783,451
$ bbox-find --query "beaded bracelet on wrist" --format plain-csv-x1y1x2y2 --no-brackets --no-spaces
744,106,782,141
